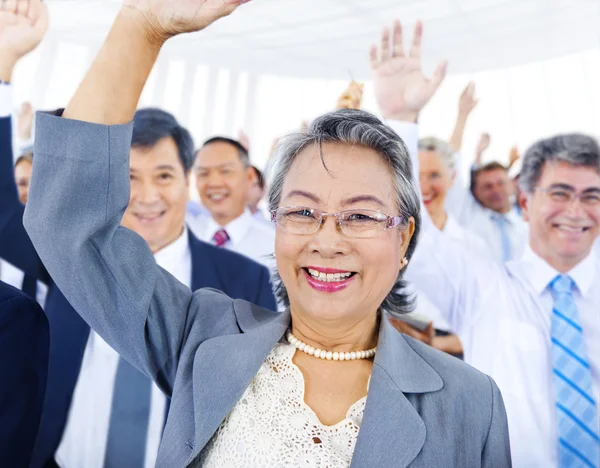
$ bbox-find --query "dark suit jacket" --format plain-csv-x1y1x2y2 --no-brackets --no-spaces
0,280,49,468
0,116,277,467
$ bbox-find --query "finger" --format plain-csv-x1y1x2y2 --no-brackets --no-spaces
408,20,423,58
391,20,404,58
369,44,379,69
3,0,18,13
16,0,29,17
380,26,391,62
428,60,447,94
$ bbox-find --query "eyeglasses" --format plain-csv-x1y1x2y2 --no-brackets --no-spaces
270,206,407,238
536,187,600,207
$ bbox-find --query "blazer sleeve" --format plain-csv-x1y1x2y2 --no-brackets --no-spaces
0,292,49,468
0,116,49,283
23,113,222,395
481,376,512,467
254,265,277,311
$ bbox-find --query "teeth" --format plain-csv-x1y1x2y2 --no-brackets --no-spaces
557,225,584,232
307,269,353,282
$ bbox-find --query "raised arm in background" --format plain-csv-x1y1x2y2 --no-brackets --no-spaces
370,20,500,335
449,82,478,152
23,0,248,396
0,0,50,283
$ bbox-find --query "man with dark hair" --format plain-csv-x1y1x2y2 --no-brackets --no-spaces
445,117,527,262
247,165,270,223
188,135,275,267
0,11,276,466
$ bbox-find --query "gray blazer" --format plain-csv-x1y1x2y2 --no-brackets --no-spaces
24,113,511,468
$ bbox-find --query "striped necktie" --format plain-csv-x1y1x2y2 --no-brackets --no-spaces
550,274,600,468
212,229,230,247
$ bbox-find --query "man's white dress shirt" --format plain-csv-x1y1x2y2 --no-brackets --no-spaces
55,229,192,468
391,120,600,468
187,209,275,269
443,151,528,262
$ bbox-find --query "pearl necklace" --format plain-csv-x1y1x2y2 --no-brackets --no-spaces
286,331,376,361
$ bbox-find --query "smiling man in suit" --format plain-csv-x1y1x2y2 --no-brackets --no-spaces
0,4,276,467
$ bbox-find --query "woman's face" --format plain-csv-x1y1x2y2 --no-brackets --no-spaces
418,150,454,216
275,142,415,324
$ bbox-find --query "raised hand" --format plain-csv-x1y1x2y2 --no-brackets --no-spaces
508,145,520,168
0,0,49,81
458,82,478,116
238,129,250,152
475,133,491,165
371,20,447,122
336,81,364,110
121,0,247,43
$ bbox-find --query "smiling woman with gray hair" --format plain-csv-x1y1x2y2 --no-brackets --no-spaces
22,1,510,467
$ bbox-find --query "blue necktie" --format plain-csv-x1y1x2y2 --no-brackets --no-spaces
550,275,600,468
492,213,512,262
103,357,152,468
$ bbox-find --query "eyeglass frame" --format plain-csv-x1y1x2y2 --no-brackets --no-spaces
535,185,600,207
270,205,408,238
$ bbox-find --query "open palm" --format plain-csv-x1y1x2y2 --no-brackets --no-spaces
371,21,446,120
122,0,243,39
0,0,48,64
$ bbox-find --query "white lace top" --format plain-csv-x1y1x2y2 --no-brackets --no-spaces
198,342,367,467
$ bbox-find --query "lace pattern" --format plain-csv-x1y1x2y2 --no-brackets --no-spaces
199,343,366,467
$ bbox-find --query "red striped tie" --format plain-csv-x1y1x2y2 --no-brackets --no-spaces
212,229,230,247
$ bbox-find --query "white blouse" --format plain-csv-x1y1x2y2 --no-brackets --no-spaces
199,343,367,467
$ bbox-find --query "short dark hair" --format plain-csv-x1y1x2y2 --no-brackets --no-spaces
251,166,265,190
132,108,195,173
200,136,250,167
470,161,507,193
15,152,33,167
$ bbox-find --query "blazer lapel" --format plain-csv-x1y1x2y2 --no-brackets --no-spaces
351,316,444,468
189,303,290,459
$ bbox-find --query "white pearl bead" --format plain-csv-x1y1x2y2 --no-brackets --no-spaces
333,352,339,361
320,350,327,359
307,347,315,356
339,352,345,361
314,348,322,358
350,352,357,360
325,351,333,360
361,351,367,359
344,352,351,360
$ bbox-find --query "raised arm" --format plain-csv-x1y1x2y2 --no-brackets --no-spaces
449,82,478,153
0,1,50,283
23,0,247,394
370,20,497,334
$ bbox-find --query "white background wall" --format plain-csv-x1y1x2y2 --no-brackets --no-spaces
11,39,600,183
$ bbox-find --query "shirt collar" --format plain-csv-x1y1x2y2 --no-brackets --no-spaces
518,244,596,297
153,226,189,267
488,208,520,224
206,209,253,246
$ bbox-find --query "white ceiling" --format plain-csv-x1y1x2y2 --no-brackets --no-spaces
46,0,600,79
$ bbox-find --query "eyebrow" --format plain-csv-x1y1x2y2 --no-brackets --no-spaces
130,165,178,173
283,191,386,208
194,162,236,171
546,183,600,193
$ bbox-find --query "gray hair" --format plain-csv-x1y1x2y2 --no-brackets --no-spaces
519,133,600,193
418,136,456,171
266,108,421,317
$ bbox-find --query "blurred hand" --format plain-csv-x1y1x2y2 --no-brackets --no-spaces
458,81,478,116
336,81,364,110
121,0,246,44
371,20,447,122
0,0,49,80
17,101,34,140
508,145,520,167
475,132,491,163
388,317,434,346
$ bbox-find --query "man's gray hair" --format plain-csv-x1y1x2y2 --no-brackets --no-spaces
519,133,600,193
418,136,456,171
266,108,421,317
